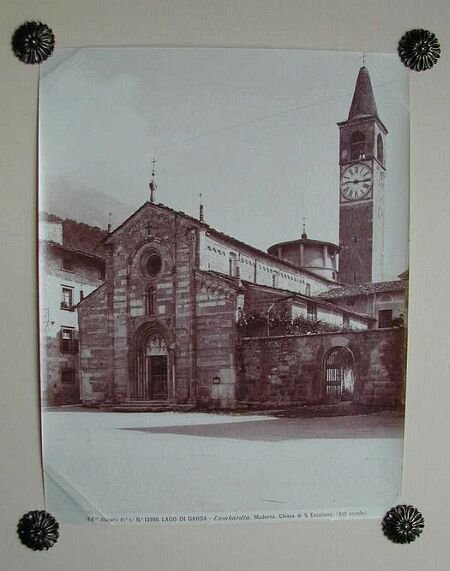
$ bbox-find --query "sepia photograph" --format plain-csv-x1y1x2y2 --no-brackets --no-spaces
38,47,409,524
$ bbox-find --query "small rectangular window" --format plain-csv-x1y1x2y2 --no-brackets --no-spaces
378,309,393,329
305,284,311,296
99,265,105,280
61,286,74,310
79,290,84,302
307,302,317,321
62,255,73,271
61,368,76,383
60,327,78,353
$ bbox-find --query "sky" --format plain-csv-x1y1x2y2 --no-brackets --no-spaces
39,47,409,280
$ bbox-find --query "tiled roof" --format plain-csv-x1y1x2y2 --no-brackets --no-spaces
43,241,105,264
104,201,336,285
230,276,374,321
196,269,241,290
315,280,407,300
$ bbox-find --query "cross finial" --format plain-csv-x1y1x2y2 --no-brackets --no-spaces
149,157,157,203
361,51,367,67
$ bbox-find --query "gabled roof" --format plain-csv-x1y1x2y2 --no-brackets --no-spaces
195,269,241,291
315,280,407,300
103,201,336,286
76,282,106,308
102,202,169,244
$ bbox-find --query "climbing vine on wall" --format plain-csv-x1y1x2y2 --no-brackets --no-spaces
237,308,351,337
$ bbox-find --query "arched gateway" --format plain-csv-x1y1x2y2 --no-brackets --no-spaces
323,347,355,402
130,326,169,401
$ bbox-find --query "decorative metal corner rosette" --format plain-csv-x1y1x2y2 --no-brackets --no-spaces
382,505,424,544
11,21,55,65
398,29,440,71
17,510,59,551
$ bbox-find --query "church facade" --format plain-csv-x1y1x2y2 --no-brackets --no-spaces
76,66,407,411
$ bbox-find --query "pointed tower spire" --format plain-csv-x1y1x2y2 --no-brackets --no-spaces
149,157,157,203
199,193,204,222
348,66,378,120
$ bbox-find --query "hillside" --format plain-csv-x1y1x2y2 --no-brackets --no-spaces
40,212,108,257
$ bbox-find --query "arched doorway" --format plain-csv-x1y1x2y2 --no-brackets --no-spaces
132,331,169,401
323,347,355,402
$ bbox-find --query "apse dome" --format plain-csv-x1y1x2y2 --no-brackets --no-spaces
267,233,340,282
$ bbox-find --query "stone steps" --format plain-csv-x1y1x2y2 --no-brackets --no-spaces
100,401,196,413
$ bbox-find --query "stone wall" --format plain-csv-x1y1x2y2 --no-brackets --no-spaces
339,201,373,285
115,205,200,403
78,284,114,404
78,203,240,408
40,335,80,405
237,328,405,407
195,273,238,408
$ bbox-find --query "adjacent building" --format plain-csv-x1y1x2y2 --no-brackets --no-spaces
39,219,106,405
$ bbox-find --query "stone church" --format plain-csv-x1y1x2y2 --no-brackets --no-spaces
77,66,407,410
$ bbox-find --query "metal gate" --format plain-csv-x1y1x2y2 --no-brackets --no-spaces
324,347,354,402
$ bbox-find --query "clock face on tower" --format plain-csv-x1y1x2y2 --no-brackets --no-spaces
340,163,373,201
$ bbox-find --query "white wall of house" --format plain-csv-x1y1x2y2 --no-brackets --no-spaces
40,273,100,338
317,306,344,326
39,220,63,244
349,316,369,330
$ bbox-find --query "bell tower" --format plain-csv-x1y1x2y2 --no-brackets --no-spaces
337,66,387,284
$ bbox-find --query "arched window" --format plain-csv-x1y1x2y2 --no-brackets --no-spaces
377,134,384,163
144,287,156,315
377,294,392,303
350,131,366,160
229,253,237,277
